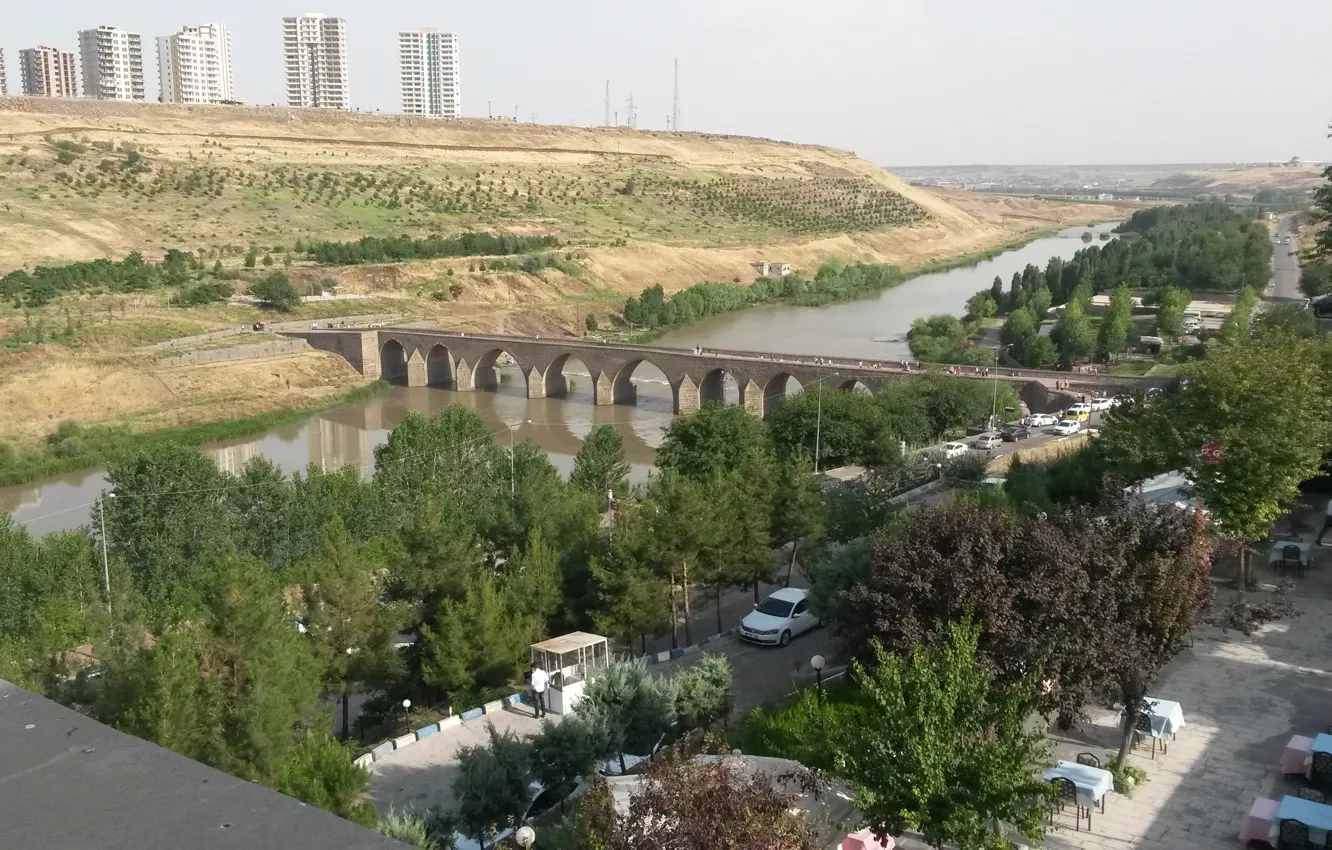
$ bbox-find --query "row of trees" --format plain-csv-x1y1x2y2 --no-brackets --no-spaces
302,232,560,265
622,261,903,330
0,251,201,307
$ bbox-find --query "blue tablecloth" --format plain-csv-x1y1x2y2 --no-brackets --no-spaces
1121,697,1185,740
1043,760,1114,809
1273,795,1332,845
1312,733,1332,757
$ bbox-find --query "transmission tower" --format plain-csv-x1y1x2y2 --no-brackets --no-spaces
604,81,610,127
625,93,637,130
672,58,680,132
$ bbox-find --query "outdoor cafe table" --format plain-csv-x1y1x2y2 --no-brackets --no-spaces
1042,760,1113,811
1270,540,1313,567
1269,795,1332,846
1120,697,1186,740
1303,733,1332,776
1282,735,1315,776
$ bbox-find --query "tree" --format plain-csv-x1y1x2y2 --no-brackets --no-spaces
277,732,378,827
1218,286,1257,344
1051,299,1094,366
420,573,537,707
965,291,997,321
639,470,724,647
250,271,301,310
907,314,971,362
244,247,257,269
570,745,822,850
1299,262,1332,299
569,424,630,506
1175,334,1332,586
1310,165,1332,262
1156,286,1191,338
585,313,599,333
671,653,733,729
529,710,617,792
770,453,826,586
832,619,1052,850
1028,285,1052,320
656,403,772,482
580,657,676,770
1097,284,1133,358
453,724,535,848
295,519,404,738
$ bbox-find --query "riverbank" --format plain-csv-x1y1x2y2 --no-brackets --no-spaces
0,380,386,488
612,220,1114,345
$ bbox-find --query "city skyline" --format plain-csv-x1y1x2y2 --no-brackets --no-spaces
0,1,1329,164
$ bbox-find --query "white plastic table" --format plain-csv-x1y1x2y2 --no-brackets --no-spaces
1043,760,1113,810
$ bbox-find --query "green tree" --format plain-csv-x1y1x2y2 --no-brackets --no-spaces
1051,299,1094,366
244,247,257,269
579,657,677,770
420,572,537,707
640,470,724,647
1176,334,1332,586
656,403,772,482
907,314,971,363
1309,165,1332,262
295,519,404,738
569,424,630,506
250,271,301,310
1097,284,1134,358
1156,286,1191,338
1028,286,1052,319
585,313,599,333
965,291,997,321
453,724,535,847
833,619,1052,850
277,732,378,827
529,710,616,792
672,653,733,730
1299,262,1332,299
770,453,826,586
1218,285,1257,344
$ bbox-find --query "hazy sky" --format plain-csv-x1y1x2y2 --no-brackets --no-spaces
7,0,1330,166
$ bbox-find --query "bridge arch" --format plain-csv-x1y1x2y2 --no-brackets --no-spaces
543,352,595,398
426,344,454,387
762,373,804,418
699,367,740,407
473,347,529,394
611,358,670,406
380,339,408,384
839,378,872,394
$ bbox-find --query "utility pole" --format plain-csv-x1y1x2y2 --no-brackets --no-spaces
604,81,611,127
814,382,823,474
672,57,680,132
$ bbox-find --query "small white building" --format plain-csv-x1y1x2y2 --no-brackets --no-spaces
751,261,792,278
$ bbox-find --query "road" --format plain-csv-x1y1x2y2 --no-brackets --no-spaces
1268,213,1303,301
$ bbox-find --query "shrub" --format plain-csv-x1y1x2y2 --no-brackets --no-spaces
52,436,87,458
250,272,301,311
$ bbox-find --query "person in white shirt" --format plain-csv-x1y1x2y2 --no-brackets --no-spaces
1317,500,1332,546
530,663,549,718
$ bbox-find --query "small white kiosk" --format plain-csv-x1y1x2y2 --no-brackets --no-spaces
529,632,610,716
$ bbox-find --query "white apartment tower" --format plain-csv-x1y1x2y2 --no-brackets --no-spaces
19,46,79,97
282,13,349,110
399,30,460,119
78,26,145,101
157,24,234,104
0,48,7,95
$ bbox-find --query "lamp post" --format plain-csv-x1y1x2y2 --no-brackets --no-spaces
401,698,411,730
98,492,116,620
515,825,536,849
510,420,532,505
811,654,825,706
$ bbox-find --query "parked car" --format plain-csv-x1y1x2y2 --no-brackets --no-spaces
972,433,1002,451
1145,387,1165,400
739,588,819,647
1090,397,1114,411
942,441,970,459
1000,425,1031,442
1064,404,1092,420
1052,419,1081,436
1111,395,1132,408
1024,413,1058,427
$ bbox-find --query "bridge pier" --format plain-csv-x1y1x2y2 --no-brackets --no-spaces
740,379,764,418
406,350,427,387
453,359,476,392
525,367,545,399
594,373,615,405
359,331,382,380
674,376,699,415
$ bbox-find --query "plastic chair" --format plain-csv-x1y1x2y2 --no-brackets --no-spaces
1283,544,1305,578
1278,817,1310,850
1075,752,1101,768
1297,786,1326,804
1131,712,1161,759
1312,752,1332,792
1050,777,1090,831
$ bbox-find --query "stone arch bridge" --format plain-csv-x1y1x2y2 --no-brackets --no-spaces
284,328,1170,418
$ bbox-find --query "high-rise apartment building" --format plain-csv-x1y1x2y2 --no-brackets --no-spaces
282,13,349,110
78,26,145,101
157,23,233,104
399,29,460,119
0,48,8,95
19,46,79,98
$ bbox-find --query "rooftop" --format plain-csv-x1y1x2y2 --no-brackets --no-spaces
530,631,607,654
0,680,405,850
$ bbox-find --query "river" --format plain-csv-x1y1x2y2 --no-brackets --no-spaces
2,222,1117,534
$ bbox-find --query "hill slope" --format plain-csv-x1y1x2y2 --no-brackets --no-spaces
0,97,1121,282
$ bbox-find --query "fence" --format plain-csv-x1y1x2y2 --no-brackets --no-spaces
158,339,311,367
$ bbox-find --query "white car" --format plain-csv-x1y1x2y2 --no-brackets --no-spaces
1024,413,1057,427
1090,397,1114,411
740,588,819,647
1052,419,1081,436
942,441,969,459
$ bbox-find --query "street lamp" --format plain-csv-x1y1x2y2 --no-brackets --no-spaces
98,492,116,620
811,654,825,706
515,825,536,849
510,420,532,505
401,698,411,729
